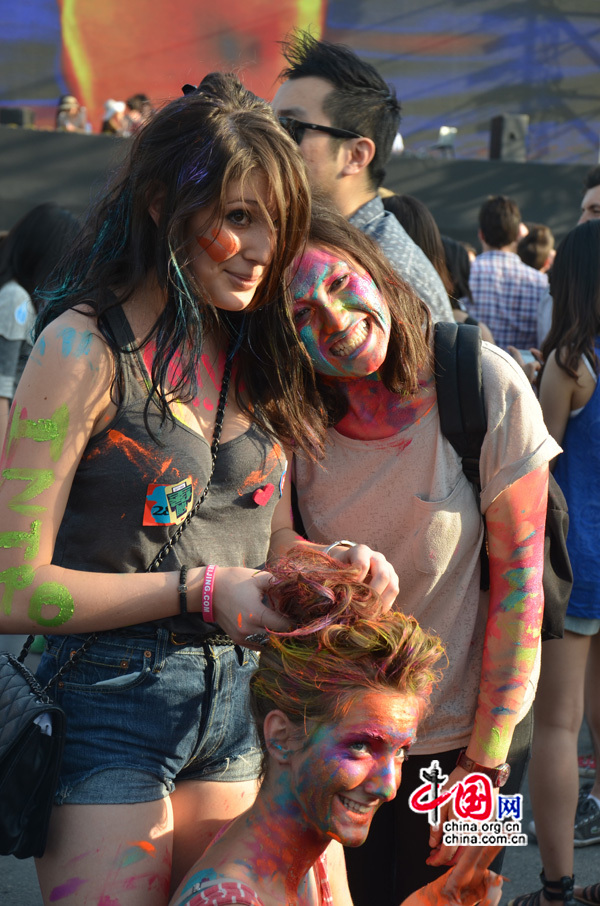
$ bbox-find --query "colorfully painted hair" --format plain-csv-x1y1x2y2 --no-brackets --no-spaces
286,193,431,426
35,73,322,455
250,549,445,776
541,219,600,379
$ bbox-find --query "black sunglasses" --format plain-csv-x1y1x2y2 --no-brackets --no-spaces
278,116,362,145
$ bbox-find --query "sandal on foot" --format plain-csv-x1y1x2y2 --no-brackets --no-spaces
575,883,600,905
507,872,576,906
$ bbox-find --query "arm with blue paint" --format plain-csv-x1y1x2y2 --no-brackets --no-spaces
428,464,547,865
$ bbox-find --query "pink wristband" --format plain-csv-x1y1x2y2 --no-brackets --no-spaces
202,565,217,622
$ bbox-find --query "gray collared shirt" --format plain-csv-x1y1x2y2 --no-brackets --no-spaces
349,195,454,323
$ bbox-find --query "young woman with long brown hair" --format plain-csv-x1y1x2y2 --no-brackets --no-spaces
0,77,396,906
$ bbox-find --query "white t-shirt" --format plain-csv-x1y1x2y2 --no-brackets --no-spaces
295,343,561,755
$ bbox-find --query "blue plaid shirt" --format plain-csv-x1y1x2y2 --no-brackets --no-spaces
467,250,548,350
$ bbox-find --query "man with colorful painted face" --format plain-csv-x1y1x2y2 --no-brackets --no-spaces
276,201,561,906
271,31,454,326
170,550,502,906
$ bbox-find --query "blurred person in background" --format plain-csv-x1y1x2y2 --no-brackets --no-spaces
101,98,129,135
518,224,555,274
0,201,79,446
55,94,90,133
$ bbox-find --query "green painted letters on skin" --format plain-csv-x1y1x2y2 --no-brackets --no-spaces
7,404,69,462
3,468,54,513
0,565,35,614
0,520,41,560
28,582,74,627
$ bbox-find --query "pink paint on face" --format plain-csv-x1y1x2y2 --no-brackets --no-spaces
289,246,392,379
197,227,241,263
289,689,419,848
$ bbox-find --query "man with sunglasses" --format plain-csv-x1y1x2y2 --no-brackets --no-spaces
272,31,453,323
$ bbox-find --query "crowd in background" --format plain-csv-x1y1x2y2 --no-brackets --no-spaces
54,91,154,136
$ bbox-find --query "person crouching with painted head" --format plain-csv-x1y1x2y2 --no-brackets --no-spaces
170,549,502,906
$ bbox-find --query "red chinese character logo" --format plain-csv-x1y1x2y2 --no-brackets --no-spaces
408,768,494,824
452,773,494,820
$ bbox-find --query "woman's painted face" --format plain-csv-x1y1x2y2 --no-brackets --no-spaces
189,174,275,312
289,246,391,378
289,690,419,847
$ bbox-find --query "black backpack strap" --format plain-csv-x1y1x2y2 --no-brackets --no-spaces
434,322,487,487
434,321,490,588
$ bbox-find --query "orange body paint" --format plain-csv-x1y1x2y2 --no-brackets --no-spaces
237,444,283,496
128,840,155,855
105,430,173,478
197,227,240,263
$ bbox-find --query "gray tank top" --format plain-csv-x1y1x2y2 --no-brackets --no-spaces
52,306,287,634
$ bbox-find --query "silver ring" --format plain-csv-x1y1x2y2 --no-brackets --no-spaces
244,632,269,646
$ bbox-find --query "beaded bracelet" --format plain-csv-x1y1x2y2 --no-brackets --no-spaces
202,565,217,622
178,565,188,615
322,540,357,556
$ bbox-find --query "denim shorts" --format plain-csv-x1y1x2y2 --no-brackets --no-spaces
36,629,261,805
564,614,600,636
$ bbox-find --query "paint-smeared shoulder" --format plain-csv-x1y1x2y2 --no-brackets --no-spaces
30,307,112,380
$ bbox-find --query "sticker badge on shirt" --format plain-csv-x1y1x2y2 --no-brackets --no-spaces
143,477,194,526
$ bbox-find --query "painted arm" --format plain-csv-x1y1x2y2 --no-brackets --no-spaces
428,464,547,864
469,462,547,763
0,311,289,641
268,460,399,610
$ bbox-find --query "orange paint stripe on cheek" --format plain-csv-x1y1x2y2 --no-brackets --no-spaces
196,227,240,262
